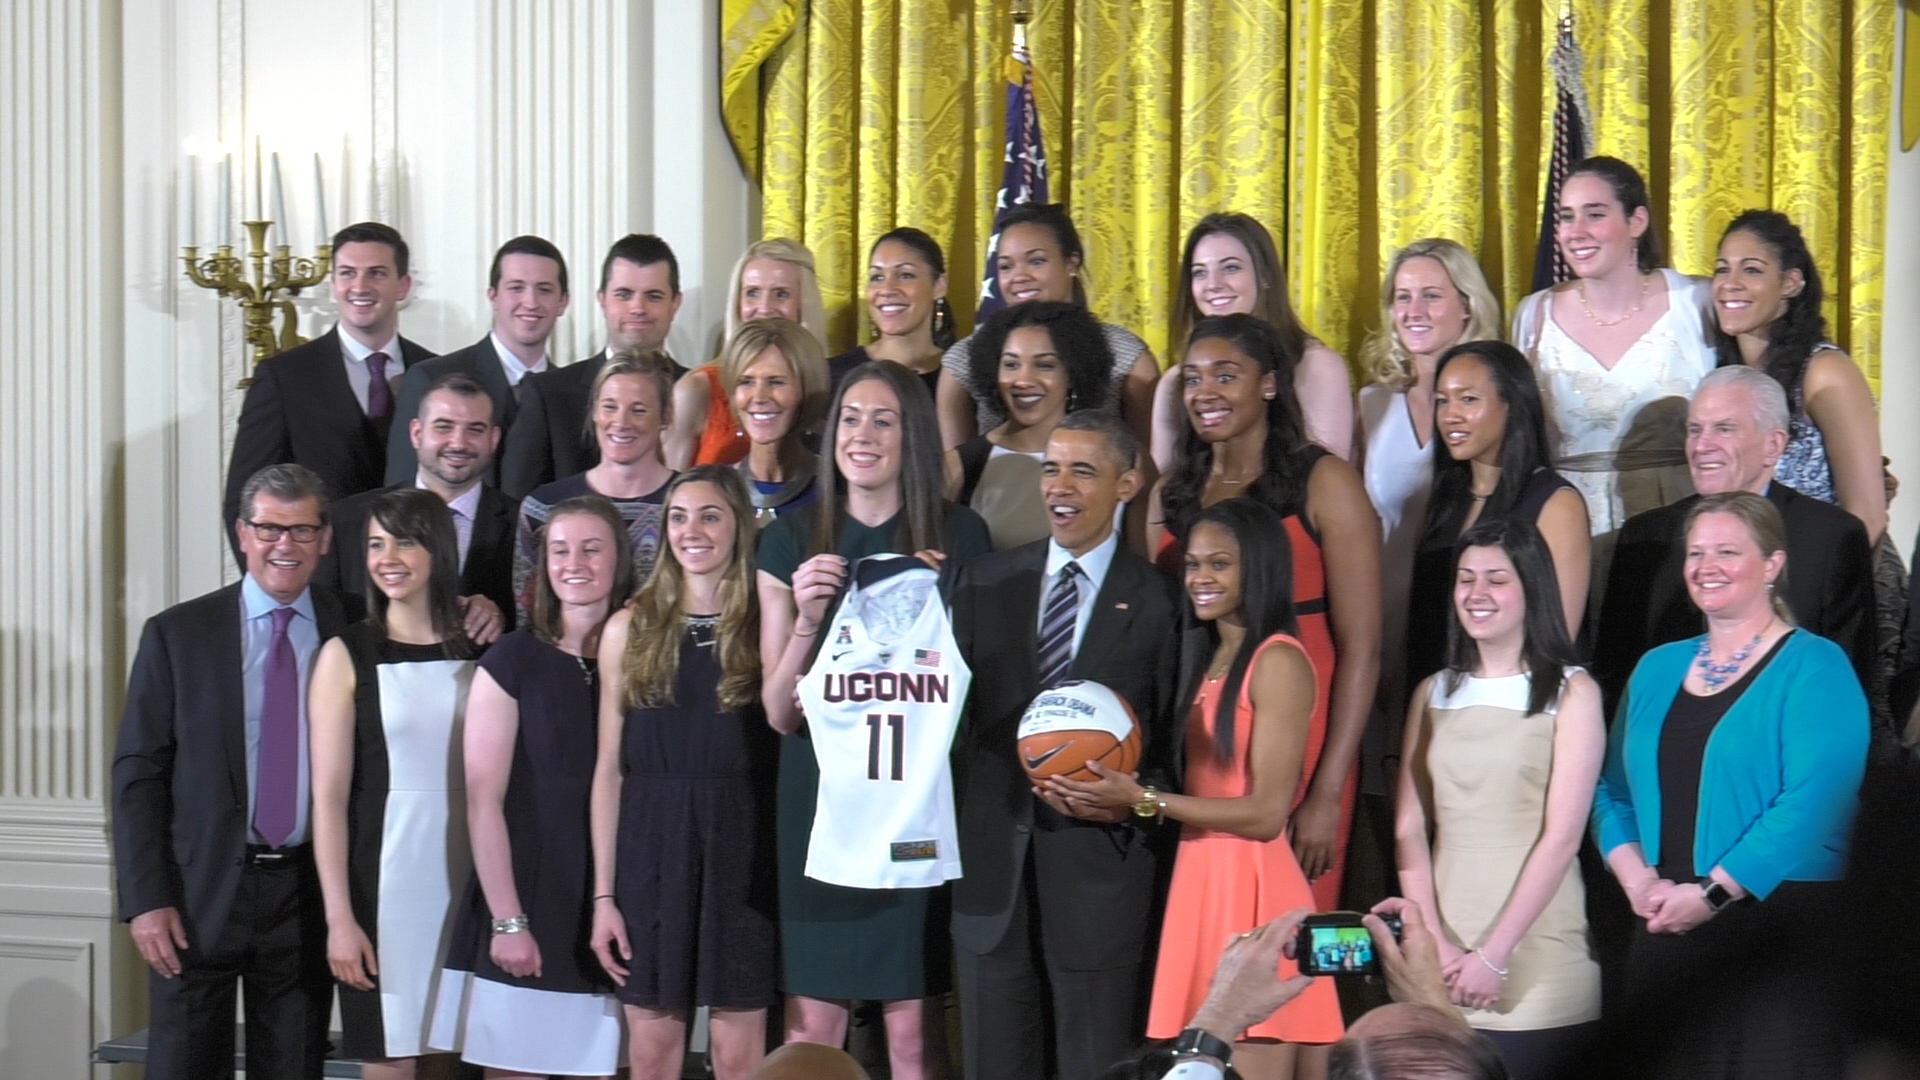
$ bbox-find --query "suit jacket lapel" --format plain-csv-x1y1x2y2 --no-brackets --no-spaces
306,328,362,421
476,336,518,426
1072,552,1142,677
214,584,250,810
465,487,514,588
1006,546,1046,685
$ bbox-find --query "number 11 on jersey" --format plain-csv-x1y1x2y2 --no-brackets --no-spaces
866,713,905,781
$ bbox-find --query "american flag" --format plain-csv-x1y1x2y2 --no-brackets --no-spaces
1530,12,1593,293
914,648,942,668
976,24,1050,319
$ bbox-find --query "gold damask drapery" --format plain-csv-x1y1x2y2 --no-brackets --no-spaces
722,0,1894,387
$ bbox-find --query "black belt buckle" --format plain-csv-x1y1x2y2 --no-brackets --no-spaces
244,844,299,868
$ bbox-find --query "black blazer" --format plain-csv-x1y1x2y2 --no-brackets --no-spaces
499,352,605,500
224,327,433,559
948,540,1180,963
385,335,522,487
1595,480,1875,714
111,583,350,943
315,483,520,628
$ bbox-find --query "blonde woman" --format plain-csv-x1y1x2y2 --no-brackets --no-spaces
722,318,831,524
668,238,828,470
589,467,777,1080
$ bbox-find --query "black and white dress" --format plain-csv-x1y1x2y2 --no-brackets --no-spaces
430,629,621,1075
336,623,475,1061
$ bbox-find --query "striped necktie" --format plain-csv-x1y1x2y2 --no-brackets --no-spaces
1037,562,1083,689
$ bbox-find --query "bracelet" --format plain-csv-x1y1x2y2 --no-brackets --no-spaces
490,914,530,935
792,625,818,638
1472,949,1509,979
592,894,616,902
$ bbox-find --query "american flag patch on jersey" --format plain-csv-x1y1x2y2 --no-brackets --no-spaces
914,648,941,667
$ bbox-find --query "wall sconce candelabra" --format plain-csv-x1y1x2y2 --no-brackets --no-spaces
180,140,334,383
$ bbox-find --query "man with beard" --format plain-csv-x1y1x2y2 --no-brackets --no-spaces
318,373,517,641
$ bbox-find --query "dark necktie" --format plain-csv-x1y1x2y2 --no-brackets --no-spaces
254,607,299,848
366,351,392,422
1037,562,1083,689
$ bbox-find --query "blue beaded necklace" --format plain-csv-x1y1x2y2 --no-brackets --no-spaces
1693,632,1764,692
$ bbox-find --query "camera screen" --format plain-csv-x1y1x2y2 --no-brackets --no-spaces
1308,925,1374,972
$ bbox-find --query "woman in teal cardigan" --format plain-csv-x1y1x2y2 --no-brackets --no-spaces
1591,491,1867,1075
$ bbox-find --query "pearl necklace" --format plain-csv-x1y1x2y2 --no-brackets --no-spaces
1577,274,1650,327
1693,632,1763,693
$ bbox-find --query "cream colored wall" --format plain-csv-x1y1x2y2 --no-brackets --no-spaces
1,1,750,1076
1882,11,1918,560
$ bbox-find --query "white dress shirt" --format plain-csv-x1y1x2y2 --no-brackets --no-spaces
339,328,403,413
489,331,550,387
1038,530,1119,659
421,474,483,571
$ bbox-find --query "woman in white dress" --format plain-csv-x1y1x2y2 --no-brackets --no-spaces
311,489,477,1078
1512,157,1716,608
1351,239,1503,893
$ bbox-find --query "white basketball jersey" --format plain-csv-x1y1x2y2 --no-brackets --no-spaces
797,555,971,889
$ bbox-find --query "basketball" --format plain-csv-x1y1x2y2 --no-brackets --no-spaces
1016,680,1141,783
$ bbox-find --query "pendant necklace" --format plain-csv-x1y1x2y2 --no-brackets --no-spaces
1693,632,1763,692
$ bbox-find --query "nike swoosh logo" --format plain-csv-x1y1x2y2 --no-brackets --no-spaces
1023,745,1069,770
831,650,853,662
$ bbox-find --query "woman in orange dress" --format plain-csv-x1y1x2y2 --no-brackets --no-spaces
1145,314,1381,912
1059,497,1343,1077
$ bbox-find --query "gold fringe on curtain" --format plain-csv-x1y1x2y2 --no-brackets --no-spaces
721,0,1894,390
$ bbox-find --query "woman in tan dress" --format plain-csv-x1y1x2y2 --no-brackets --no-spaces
1395,516,1604,1080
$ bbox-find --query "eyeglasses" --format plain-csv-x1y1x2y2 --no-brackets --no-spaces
246,521,325,543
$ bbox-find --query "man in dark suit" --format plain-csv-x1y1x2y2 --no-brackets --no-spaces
319,373,517,642
224,222,433,560
948,411,1180,1080
385,235,570,486
499,233,687,499
1597,364,1875,712
114,464,346,1079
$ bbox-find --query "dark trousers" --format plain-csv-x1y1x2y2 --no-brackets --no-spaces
954,856,1145,1080
144,854,331,1080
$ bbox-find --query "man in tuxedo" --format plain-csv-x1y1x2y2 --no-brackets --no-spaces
948,411,1180,1080
114,464,346,1079
385,235,570,485
499,233,686,499
319,373,517,642
224,222,433,561
1596,364,1875,712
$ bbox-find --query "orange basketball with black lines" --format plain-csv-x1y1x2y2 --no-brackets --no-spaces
1017,680,1142,782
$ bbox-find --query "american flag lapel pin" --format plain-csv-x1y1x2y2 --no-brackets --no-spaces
1115,602,1129,611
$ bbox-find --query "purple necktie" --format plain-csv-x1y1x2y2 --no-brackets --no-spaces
366,351,392,421
254,607,299,848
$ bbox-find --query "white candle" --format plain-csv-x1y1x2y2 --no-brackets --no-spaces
182,154,197,247
313,152,329,246
270,152,288,246
253,137,264,220
219,153,232,247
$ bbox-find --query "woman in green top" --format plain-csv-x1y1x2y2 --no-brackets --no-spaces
757,360,990,1079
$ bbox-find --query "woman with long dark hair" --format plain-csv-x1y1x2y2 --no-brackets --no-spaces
1149,212,1356,470
1062,499,1343,1077
590,468,778,1079
1147,313,1381,914
757,360,991,1078
1513,157,1715,608
310,489,477,1078
1396,518,1603,1079
1403,341,1589,689
432,495,633,1078
954,300,1115,549
830,228,954,397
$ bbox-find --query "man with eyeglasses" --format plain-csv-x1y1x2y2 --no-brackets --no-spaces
114,463,347,1079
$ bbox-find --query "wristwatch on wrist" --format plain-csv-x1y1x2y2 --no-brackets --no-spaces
1699,880,1736,913
1133,786,1165,821
1170,1027,1233,1066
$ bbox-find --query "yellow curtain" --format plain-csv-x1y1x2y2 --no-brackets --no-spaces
724,0,1894,388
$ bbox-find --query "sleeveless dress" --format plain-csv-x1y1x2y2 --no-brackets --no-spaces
1765,342,1907,743
1156,449,1356,908
1357,384,1435,791
1421,671,1601,1032
429,630,620,1075
337,624,475,1061
613,617,779,1010
1146,634,1345,1044
941,321,1147,435
695,364,751,466
1404,469,1579,689
757,503,992,999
